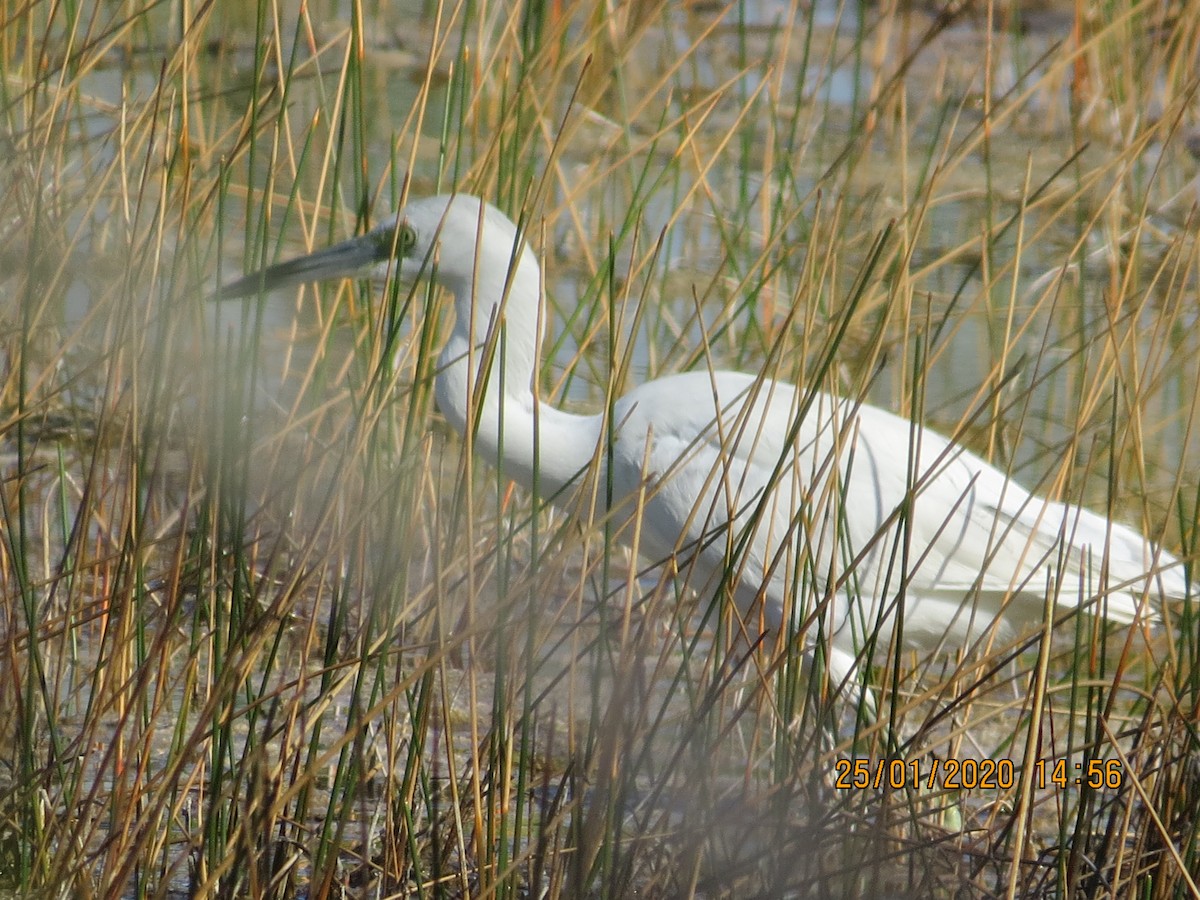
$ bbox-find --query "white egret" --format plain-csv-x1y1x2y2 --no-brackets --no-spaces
217,193,1192,701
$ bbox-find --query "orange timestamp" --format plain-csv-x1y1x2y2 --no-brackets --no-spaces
1032,757,1126,790
833,757,1127,791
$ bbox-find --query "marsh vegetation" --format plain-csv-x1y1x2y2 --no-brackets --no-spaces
1,0,1198,896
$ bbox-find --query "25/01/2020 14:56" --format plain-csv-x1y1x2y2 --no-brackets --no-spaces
833,757,1126,791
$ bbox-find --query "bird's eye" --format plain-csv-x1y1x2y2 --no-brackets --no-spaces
397,223,417,253
373,222,417,259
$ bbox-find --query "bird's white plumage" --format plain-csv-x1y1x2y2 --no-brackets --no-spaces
600,368,1187,687
224,192,1193,699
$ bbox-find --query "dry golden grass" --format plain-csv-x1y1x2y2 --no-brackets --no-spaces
1,0,1197,896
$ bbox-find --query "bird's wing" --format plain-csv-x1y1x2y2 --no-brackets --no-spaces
606,370,1184,648
606,370,890,630
836,447,1189,679
833,403,1185,627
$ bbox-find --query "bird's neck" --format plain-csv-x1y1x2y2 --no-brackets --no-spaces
434,273,600,501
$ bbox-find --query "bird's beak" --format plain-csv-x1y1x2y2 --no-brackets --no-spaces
213,231,388,301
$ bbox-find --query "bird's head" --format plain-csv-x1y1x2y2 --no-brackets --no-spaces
215,193,535,303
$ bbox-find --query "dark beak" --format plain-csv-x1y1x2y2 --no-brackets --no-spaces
213,231,389,301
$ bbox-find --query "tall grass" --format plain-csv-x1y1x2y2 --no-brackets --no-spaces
1,0,1197,896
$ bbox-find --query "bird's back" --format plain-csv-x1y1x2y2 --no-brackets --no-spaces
603,369,1187,660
